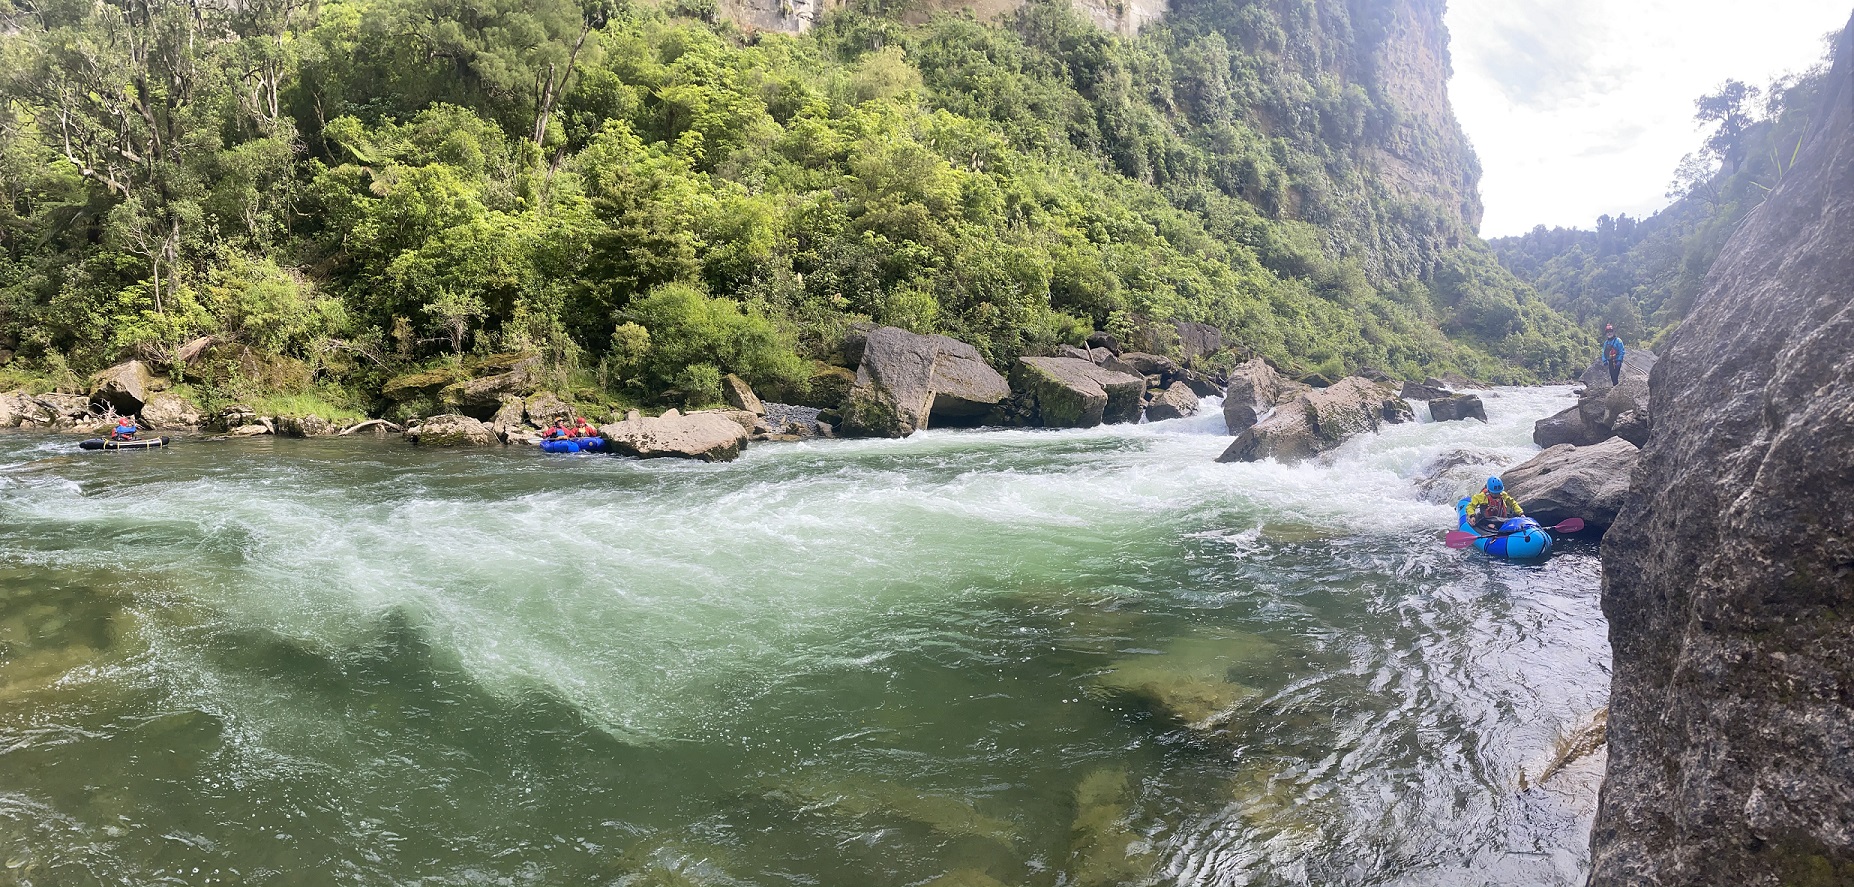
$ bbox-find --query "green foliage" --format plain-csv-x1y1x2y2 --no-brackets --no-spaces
0,0,1588,416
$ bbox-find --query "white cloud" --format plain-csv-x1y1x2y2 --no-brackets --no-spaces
1447,0,1850,237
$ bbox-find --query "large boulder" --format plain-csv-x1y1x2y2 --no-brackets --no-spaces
1117,352,1179,380
1589,23,1854,886
1173,321,1223,361
441,354,540,416
1536,350,1660,447
1499,438,1638,531
29,393,93,428
139,393,202,429
600,409,748,462
1005,357,1145,428
1217,377,1408,465
1143,381,1199,422
403,414,497,447
276,414,337,437
0,391,34,428
1428,393,1487,423
89,360,159,415
1221,358,1287,435
523,393,572,427
1401,380,1452,401
837,326,1011,437
722,373,764,416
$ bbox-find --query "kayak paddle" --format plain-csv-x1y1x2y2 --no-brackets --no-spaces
1445,518,1586,549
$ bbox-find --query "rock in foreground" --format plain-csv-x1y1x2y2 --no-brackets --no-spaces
600,409,748,462
1217,377,1410,464
1221,358,1291,435
1500,437,1637,531
1589,21,1854,886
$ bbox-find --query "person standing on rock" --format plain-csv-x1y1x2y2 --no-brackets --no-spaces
1600,325,1626,387
1468,477,1525,533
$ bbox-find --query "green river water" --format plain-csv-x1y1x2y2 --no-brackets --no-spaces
0,388,1608,887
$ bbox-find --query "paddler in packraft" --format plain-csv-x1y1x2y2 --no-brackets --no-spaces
1468,477,1525,533
1600,325,1626,387
109,417,140,441
571,417,598,438
544,420,572,441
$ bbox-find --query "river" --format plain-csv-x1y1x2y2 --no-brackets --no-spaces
0,387,1608,887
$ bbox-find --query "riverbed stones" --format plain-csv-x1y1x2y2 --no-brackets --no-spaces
138,393,202,429
1143,381,1200,422
88,360,160,415
1500,437,1637,532
1005,357,1145,428
600,411,748,462
404,414,496,447
1590,23,1854,887
838,326,1011,437
1427,392,1486,422
1217,377,1409,464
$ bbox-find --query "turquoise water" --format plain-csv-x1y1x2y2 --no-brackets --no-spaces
0,389,1608,886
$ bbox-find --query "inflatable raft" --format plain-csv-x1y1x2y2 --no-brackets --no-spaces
539,437,605,454
1455,497,1553,559
80,437,171,451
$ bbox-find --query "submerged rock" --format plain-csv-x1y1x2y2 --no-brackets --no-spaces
1501,438,1637,531
600,410,748,462
404,414,496,447
1217,377,1409,465
838,326,1011,437
1590,21,1854,886
1090,630,1275,729
1005,357,1144,428
1064,769,1155,887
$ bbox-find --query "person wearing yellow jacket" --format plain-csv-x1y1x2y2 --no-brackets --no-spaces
1467,477,1525,532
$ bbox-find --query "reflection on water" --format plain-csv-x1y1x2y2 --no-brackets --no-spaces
0,388,1607,886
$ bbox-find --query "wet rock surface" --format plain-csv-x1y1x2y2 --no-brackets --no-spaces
1500,438,1637,531
1221,358,1289,435
1428,392,1486,423
1143,380,1199,422
1590,22,1854,886
1217,377,1409,464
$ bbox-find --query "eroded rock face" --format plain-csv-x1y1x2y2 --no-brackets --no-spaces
600,410,749,462
1500,438,1637,531
1005,357,1144,428
404,414,497,447
1217,377,1407,464
1590,22,1854,886
838,326,1011,437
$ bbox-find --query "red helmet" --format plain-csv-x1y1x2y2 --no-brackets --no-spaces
1605,324,1614,332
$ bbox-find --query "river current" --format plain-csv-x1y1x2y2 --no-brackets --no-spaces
0,387,1608,887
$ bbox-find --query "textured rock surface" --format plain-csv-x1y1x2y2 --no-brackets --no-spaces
1143,381,1199,422
1221,358,1286,435
722,373,765,415
1590,21,1854,886
1400,380,1450,401
838,326,1010,437
1534,350,1658,448
89,360,159,415
600,411,749,462
139,393,202,429
1217,377,1407,464
404,414,497,447
1500,438,1637,531
1005,357,1145,428
1427,393,1486,423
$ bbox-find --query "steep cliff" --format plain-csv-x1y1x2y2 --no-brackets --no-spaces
1590,15,1854,887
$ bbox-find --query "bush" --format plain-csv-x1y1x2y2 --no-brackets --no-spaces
621,283,807,395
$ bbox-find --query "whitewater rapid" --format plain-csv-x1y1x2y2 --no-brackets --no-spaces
0,386,1606,887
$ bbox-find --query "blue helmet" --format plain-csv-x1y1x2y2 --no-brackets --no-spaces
1487,477,1504,494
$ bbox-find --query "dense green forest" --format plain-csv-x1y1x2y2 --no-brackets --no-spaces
1490,40,1837,351
0,0,1585,420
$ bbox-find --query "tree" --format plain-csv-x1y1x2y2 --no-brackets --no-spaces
1695,79,1762,172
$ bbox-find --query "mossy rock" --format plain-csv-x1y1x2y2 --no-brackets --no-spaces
1066,768,1155,887
382,367,467,401
770,773,1016,847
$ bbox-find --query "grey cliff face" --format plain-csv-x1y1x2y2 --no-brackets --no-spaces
1589,16,1854,887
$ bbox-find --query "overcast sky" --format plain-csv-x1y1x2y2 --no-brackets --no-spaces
1446,0,1851,238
